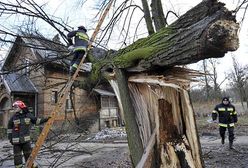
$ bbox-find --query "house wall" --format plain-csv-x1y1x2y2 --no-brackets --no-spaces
42,70,98,120
17,47,46,116
1,41,98,127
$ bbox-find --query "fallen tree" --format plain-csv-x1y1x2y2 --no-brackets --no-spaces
85,0,239,167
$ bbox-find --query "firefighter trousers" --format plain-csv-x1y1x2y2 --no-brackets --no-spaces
219,126,234,142
70,50,85,69
13,142,32,167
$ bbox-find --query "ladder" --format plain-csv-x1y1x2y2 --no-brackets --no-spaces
26,0,114,167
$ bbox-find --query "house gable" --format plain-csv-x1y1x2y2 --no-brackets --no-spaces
0,34,102,131
2,36,43,73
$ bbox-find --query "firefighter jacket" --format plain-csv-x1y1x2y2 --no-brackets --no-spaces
7,111,49,144
67,29,89,52
212,103,238,127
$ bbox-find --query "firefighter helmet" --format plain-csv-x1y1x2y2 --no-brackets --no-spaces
78,25,87,32
12,100,27,109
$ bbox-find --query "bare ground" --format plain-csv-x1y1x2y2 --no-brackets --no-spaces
198,116,248,168
1,123,248,167
201,136,248,168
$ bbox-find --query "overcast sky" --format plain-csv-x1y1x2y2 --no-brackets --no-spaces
47,0,248,88
1,0,247,88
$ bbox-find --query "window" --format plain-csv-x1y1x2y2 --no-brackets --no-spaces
101,96,118,108
101,96,109,107
109,97,118,107
51,91,58,104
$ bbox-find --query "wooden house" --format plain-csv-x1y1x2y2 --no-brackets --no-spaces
93,89,120,129
0,34,100,129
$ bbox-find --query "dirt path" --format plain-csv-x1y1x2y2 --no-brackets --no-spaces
0,141,131,168
201,135,248,168
74,136,248,168
1,135,248,167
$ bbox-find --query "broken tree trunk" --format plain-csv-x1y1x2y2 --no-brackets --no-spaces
85,0,239,167
126,70,204,168
114,68,144,165
89,0,238,75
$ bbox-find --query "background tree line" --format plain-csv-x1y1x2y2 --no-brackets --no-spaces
190,55,248,112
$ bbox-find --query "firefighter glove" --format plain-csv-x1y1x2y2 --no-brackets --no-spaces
68,45,74,52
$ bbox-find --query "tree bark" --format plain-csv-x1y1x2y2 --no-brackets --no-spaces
203,60,211,100
125,75,204,167
89,1,238,83
86,1,239,167
151,0,166,31
91,0,238,75
141,0,155,35
114,68,144,165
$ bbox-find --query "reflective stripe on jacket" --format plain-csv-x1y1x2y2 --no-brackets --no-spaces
7,111,48,144
212,103,238,127
67,29,89,51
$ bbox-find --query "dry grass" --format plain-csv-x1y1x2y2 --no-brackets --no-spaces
192,101,219,117
194,102,248,136
192,101,248,117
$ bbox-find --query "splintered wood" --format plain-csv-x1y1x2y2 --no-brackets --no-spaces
125,70,203,167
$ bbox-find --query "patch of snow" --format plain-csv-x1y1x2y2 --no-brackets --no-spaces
87,127,127,141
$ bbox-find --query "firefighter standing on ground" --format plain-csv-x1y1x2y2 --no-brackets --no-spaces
67,26,89,75
212,97,238,149
7,100,50,168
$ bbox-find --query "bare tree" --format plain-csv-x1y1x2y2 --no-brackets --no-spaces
150,0,166,31
141,0,155,35
208,59,223,99
0,0,71,41
202,60,212,100
195,58,226,102
228,56,248,110
0,0,247,167
0,0,75,77
91,0,239,166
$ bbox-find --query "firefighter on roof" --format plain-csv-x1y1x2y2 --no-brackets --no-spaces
212,97,238,149
67,25,89,75
7,100,50,168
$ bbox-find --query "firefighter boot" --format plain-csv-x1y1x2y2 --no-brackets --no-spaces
69,67,76,76
69,63,78,76
221,137,225,144
229,141,233,149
